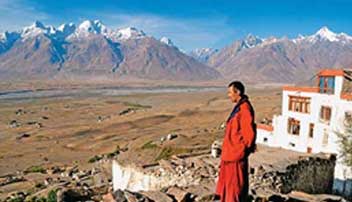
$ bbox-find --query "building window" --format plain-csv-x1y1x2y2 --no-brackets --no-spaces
288,118,300,135
307,147,312,153
320,106,332,124
288,96,311,113
263,137,268,143
309,123,314,138
319,76,335,94
289,142,296,147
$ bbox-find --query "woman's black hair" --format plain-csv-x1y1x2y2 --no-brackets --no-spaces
228,81,245,96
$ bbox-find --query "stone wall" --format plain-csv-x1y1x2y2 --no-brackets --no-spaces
250,153,336,196
112,158,211,192
112,147,338,201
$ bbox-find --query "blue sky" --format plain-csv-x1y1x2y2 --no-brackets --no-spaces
0,0,351,51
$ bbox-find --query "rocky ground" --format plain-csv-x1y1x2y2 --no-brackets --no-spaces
108,144,346,202
0,144,347,202
0,86,348,201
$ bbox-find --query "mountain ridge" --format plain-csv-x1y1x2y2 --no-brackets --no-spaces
201,27,352,83
0,20,222,81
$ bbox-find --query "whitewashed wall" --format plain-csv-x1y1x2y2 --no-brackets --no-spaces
256,75,352,197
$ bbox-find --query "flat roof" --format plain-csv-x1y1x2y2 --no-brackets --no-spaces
318,69,345,77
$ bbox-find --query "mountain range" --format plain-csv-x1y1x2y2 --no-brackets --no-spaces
0,20,220,81
192,27,352,83
1,20,352,83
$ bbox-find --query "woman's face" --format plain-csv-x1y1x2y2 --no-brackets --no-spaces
227,86,241,103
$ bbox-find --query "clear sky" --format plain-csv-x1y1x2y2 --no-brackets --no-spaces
0,0,351,51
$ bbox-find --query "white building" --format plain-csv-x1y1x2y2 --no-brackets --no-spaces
256,69,352,197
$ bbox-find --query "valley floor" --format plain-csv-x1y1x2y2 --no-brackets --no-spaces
0,85,282,200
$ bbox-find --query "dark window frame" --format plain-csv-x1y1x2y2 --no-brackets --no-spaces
309,123,314,138
320,106,332,124
288,96,311,114
288,117,300,135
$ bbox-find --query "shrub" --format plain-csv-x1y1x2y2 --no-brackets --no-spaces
25,166,46,174
47,189,57,202
35,183,45,189
88,155,103,163
155,147,190,161
141,141,158,150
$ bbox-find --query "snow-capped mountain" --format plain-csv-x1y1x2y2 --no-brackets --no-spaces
243,34,263,48
298,26,352,44
261,27,352,46
0,20,221,81
64,21,147,41
57,23,76,33
21,21,58,39
113,27,146,41
190,34,262,63
160,37,175,47
2,22,351,83
0,31,20,54
308,26,339,42
69,20,110,39
0,31,20,43
208,26,352,83
57,23,76,39
80,20,109,34
189,48,218,63
7,20,147,42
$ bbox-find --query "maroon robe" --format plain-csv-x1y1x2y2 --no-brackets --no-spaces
216,98,256,202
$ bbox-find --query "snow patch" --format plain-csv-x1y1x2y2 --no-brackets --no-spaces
160,36,175,47
21,21,56,39
68,20,111,39
113,27,146,41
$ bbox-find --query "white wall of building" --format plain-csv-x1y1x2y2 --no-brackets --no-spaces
256,75,352,197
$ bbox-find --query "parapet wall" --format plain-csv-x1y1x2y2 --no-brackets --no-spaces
112,147,337,200
250,154,336,196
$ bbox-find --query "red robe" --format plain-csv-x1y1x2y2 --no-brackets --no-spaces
216,100,256,202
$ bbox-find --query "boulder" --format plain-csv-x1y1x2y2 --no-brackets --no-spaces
140,191,174,202
166,186,193,202
167,133,178,141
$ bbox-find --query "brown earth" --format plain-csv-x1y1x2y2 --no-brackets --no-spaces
0,86,282,199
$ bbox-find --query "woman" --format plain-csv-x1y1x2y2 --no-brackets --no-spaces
216,81,256,202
